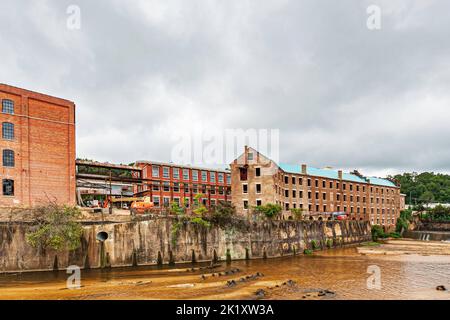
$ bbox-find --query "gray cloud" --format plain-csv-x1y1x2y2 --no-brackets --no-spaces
1,0,449,176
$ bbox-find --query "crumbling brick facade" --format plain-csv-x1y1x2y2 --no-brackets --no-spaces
231,146,403,228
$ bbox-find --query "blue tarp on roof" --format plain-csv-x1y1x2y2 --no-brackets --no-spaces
278,163,395,187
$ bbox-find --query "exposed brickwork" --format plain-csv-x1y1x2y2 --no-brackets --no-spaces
0,84,76,207
231,147,403,228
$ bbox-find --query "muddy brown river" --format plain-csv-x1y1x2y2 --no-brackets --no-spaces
1,240,449,300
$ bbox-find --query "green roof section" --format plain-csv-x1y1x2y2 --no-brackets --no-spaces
278,163,397,187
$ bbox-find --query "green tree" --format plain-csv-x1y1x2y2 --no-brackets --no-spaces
26,203,84,251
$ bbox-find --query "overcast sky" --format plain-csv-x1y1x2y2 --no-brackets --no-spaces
1,0,450,177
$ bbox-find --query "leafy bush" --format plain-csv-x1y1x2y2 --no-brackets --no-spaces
190,217,211,228
395,209,413,234
211,201,236,224
303,249,313,255
371,225,387,242
254,203,282,219
326,239,333,248
290,208,304,221
311,239,320,250
26,203,84,251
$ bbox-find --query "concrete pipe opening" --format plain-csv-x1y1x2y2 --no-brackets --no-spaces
96,231,109,242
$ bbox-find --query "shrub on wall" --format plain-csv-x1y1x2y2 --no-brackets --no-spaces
253,203,282,219
26,203,84,251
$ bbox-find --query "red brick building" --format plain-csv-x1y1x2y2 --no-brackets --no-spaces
0,84,76,207
134,161,231,209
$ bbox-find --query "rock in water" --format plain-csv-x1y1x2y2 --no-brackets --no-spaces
436,285,446,291
255,289,266,298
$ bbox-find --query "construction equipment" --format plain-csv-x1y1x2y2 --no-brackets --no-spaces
130,196,154,215
102,196,154,215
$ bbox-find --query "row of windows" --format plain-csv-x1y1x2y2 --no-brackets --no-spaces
2,179,14,196
142,183,231,195
2,149,14,167
282,175,395,195
151,196,229,208
151,165,230,184
2,122,14,140
2,99,14,114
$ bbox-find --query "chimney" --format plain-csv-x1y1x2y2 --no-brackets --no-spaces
338,170,343,180
301,164,307,174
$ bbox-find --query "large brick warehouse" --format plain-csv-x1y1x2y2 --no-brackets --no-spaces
0,84,76,207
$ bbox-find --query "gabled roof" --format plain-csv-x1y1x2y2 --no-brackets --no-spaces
278,163,396,187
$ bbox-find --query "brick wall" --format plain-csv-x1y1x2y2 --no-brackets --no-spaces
0,84,76,207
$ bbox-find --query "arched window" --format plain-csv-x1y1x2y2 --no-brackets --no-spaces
2,122,14,140
2,99,14,114
2,179,14,196
2,149,14,167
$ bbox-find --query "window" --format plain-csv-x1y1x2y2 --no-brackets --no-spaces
218,186,224,195
284,176,289,184
192,170,198,181
285,203,290,210
299,191,303,198
163,197,170,207
315,180,318,187
343,183,346,190
322,193,326,200
247,152,254,160
292,190,296,198
211,199,216,207
183,169,189,180
163,181,170,192
299,178,303,185
210,187,216,195
2,179,14,196
172,168,180,179
323,205,327,212
152,183,160,191
284,190,289,197
315,192,319,199
163,167,169,178
308,191,311,199
226,174,231,184
152,196,160,207
218,173,224,183
173,182,180,192
350,184,353,191
256,199,262,206
322,181,326,188
255,168,261,177
243,200,248,209
210,172,216,182
202,171,208,182
292,177,296,184
242,184,248,194
256,183,261,194
2,99,14,114
184,184,189,193
329,181,333,188
2,122,14,140
307,179,311,187
152,165,160,177
2,149,14,167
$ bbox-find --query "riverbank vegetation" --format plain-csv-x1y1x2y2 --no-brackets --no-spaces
393,172,450,205
26,203,84,251
419,205,450,221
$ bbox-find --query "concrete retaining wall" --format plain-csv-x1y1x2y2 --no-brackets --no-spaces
0,218,371,273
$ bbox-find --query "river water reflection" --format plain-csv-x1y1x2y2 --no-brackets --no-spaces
0,244,449,300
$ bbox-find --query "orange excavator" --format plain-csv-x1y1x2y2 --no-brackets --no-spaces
130,196,154,215
103,196,154,215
